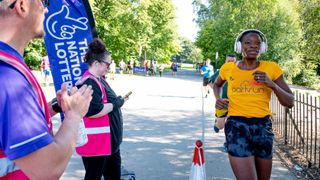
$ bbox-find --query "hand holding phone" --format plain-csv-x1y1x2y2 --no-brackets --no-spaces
123,91,132,99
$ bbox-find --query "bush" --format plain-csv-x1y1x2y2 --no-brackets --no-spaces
24,39,46,70
292,67,319,89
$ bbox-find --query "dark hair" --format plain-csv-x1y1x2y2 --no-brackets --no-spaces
84,38,111,65
226,54,236,58
239,31,263,42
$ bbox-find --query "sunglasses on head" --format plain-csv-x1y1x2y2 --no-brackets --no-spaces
8,0,50,9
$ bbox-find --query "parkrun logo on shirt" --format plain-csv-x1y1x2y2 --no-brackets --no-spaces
232,80,265,95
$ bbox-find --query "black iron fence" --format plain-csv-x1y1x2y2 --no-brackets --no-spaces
271,91,320,169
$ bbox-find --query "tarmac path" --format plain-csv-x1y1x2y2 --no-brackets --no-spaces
41,69,297,180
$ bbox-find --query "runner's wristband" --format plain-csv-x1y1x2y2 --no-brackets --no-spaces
51,97,62,113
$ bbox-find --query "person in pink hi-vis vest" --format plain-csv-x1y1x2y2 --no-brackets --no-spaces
76,38,130,180
0,0,93,179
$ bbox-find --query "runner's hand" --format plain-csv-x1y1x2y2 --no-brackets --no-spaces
253,71,275,88
59,83,93,119
215,98,229,109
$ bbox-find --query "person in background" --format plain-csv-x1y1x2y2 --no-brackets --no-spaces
213,29,294,180
119,60,126,75
109,60,116,80
151,60,157,76
143,59,148,76
0,1,93,179
41,56,45,75
128,59,134,75
41,55,50,86
159,64,165,77
209,54,237,153
196,63,201,73
200,58,214,98
209,54,237,99
171,62,174,76
146,60,151,76
76,38,129,180
171,62,178,77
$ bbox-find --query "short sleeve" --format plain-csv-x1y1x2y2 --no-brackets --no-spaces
0,63,53,160
219,62,233,81
269,62,283,80
200,66,206,73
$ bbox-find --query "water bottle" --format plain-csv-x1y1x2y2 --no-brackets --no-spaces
76,119,88,147
213,107,228,133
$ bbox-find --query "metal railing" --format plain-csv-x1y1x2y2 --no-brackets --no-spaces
271,92,320,169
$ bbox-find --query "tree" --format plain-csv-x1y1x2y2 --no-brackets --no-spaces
298,0,320,74
93,0,150,62
92,0,180,64
24,39,46,70
147,0,181,63
24,0,181,69
194,0,304,83
176,37,203,64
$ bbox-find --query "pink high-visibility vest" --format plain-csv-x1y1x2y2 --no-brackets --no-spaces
76,71,111,156
0,51,52,180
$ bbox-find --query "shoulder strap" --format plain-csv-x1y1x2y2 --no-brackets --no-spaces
76,71,107,102
0,51,52,131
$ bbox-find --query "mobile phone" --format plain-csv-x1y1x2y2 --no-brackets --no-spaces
124,91,132,99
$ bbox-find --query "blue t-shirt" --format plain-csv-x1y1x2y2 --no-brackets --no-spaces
201,64,214,78
0,41,53,160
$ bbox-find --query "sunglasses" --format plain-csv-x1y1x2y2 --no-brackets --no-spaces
8,0,50,9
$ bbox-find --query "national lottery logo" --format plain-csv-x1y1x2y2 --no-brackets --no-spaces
46,5,89,40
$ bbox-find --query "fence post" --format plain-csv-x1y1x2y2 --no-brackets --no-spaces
284,107,288,144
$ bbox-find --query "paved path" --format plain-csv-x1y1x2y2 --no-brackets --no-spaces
41,69,297,180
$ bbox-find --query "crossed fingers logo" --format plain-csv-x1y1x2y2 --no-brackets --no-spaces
46,5,88,40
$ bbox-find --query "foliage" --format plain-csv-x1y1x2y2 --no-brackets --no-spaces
92,0,181,65
292,63,319,89
147,0,181,63
23,0,181,68
298,0,320,74
175,37,203,64
24,39,46,70
21,0,319,89
193,0,320,88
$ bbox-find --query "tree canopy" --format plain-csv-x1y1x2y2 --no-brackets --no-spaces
193,0,319,88
175,37,203,64
92,0,181,64
23,0,320,88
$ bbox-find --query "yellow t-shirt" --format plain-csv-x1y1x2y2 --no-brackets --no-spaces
219,61,283,118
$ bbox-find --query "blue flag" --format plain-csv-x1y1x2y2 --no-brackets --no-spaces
44,0,96,91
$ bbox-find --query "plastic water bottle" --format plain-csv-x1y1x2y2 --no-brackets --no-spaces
213,108,228,133
76,119,88,147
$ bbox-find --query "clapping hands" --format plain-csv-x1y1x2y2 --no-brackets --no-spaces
57,83,93,120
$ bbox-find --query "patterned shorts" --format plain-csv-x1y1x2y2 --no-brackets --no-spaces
224,116,274,160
